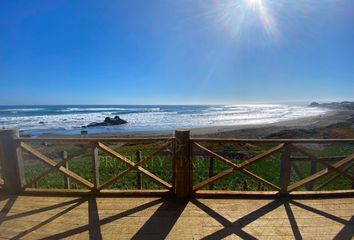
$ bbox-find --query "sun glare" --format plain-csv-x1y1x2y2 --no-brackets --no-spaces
208,0,280,40
245,0,279,39
246,0,262,9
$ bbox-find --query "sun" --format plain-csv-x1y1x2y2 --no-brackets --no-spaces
245,0,263,9
203,0,280,40
245,0,279,39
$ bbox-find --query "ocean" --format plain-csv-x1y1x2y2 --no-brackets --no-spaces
0,104,327,136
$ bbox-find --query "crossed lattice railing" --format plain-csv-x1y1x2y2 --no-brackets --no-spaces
191,139,354,194
0,133,174,195
0,129,353,197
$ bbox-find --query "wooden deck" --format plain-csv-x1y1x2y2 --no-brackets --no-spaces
0,194,353,239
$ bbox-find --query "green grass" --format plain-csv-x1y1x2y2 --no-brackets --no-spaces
22,142,354,191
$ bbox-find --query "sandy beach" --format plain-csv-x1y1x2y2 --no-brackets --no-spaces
192,109,354,138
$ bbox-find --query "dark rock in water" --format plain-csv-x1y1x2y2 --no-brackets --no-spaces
86,116,127,128
104,116,127,125
39,121,45,124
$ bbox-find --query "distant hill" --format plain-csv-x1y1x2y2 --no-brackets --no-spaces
309,101,354,110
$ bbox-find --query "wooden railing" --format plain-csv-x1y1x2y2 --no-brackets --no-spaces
0,129,353,198
191,138,354,197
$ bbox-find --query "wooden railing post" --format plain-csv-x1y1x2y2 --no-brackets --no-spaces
279,143,292,194
174,129,192,198
92,144,100,191
63,151,71,189
0,129,24,194
136,150,142,190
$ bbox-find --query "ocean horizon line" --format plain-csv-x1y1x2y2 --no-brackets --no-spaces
1,99,352,107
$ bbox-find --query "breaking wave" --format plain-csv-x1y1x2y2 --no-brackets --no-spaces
0,104,327,135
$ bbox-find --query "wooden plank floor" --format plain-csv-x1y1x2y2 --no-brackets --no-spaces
0,194,353,239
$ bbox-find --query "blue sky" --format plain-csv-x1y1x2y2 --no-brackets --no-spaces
0,0,353,105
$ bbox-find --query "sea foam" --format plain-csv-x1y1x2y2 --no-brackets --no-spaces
0,105,327,135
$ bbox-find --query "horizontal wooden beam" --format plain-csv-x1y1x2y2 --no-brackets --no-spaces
16,188,354,198
17,137,354,144
21,188,171,197
194,189,354,199
192,138,354,144
16,137,174,144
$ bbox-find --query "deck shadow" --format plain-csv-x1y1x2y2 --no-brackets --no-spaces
290,200,353,240
284,201,303,240
191,198,353,239
0,196,17,226
334,216,354,240
88,197,102,240
2,198,82,222
41,197,165,239
1,195,352,239
131,199,188,239
290,200,348,225
10,198,87,239
191,198,284,239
